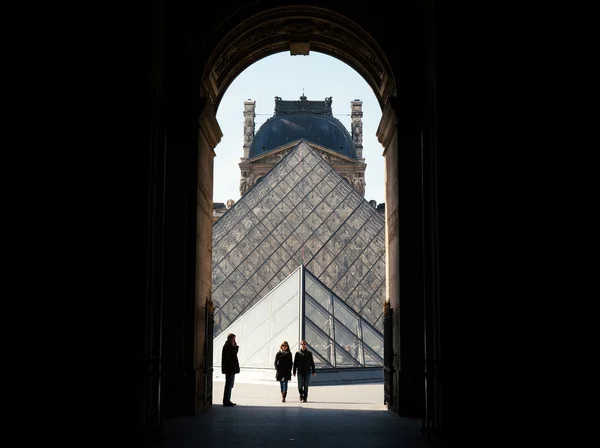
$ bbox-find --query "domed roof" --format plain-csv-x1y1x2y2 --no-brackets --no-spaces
248,95,356,159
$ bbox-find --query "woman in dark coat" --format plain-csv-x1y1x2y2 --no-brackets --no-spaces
274,340,293,402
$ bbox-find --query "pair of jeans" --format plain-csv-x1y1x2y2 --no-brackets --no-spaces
279,379,288,394
223,373,236,404
297,372,311,399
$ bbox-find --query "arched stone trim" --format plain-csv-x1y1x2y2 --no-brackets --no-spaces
195,99,224,414
199,6,396,110
376,98,399,155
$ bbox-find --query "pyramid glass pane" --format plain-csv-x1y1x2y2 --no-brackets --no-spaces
303,268,383,368
305,321,334,366
363,348,384,367
305,275,332,311
333,322,361,367
212,141,386,368
333,297,360,334
361,321,384,358
213,267,301,369
305,296,333,336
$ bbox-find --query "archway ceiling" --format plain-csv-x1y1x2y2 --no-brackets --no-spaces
201,7,396,110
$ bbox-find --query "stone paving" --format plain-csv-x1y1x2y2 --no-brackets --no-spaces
157,374,431,448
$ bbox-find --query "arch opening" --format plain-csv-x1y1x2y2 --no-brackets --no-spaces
192,5,401,415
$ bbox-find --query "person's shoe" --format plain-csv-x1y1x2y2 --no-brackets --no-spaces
302,398,307,402
223,402,237,407
299,395,302,401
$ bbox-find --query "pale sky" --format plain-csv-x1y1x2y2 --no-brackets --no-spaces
214,51,385,205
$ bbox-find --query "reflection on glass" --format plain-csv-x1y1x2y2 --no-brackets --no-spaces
305,298,332,335
306,276,331,310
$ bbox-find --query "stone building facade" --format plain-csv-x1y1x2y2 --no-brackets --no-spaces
238,95,367,197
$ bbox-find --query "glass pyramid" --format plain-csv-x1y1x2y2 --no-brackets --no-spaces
213,265,384,369
212,140,386,353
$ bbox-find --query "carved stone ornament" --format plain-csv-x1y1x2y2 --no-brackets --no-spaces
351,173,366,196
281,20,315,34
240,171,254,195
261,153,285,164
352,123,363,144
253,149,290,164
330,156,356,165
244,127,254,143
203,6,396,108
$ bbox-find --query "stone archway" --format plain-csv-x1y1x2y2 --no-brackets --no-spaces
199,6,396,110
138,0,442,443
192,4,401,417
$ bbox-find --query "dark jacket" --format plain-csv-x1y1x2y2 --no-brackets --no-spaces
293,349,315,375
274,349,293,381
221,341,240,375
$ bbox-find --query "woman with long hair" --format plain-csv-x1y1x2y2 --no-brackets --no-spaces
274,340,293,402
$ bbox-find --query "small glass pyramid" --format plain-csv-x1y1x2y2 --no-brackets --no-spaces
213,265,384,369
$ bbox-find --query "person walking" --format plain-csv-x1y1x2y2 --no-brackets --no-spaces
221,333,240,406
274,340,293,403
293,340,316,402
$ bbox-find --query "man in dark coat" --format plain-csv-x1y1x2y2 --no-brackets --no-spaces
293,339,316,402
221,333,240,406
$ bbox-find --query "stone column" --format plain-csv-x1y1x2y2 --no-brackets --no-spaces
196,99,222,412
242,100,256,159
351,99,364,161
377,98,400,415
378,95,425,419
377,99,398,315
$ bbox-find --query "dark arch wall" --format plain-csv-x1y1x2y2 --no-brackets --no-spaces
197,5,397,110
141,0,443,445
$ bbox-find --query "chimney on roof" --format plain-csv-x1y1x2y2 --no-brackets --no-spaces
351,99,364,160
242,100,256,159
